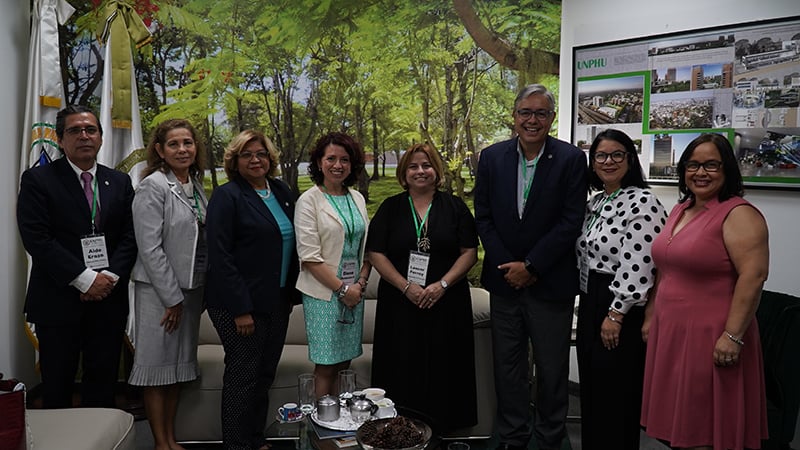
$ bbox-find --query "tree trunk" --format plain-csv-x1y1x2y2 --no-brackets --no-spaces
452,0,560,83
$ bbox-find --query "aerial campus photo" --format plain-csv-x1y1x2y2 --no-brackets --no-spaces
576,75,644,125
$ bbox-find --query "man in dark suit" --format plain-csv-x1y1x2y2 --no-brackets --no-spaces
17,105,137,408
474,84,588,450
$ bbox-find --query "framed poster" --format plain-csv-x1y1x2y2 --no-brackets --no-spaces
572,16,800,188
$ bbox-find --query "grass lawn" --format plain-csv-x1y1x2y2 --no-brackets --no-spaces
204,166,485,285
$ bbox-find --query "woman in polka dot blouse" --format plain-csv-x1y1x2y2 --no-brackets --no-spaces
575,129,667,450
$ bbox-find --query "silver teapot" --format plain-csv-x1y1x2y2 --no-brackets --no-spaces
349,396,378,422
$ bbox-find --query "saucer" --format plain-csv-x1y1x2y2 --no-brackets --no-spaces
275,414,304,424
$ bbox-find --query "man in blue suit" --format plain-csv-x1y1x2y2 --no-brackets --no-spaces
474,84,587,450
17,105,137,408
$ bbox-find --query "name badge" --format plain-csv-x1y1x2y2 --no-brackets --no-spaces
81,234,109,270
579,258,589,294
407,250,430,286
341,260,357,285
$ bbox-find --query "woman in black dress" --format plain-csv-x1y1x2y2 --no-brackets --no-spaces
367,143,478,432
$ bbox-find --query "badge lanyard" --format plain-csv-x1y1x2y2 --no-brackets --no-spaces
191,188,204,224
89,176,99,234
520,153,541,206
584,188,621,234
408,195,432,252
325,190,357,246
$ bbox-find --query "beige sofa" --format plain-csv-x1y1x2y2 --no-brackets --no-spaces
174,270,495,443
27,408,136,449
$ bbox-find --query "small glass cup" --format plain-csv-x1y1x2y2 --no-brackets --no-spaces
447,442,471,450
337,369,356,405
298,373,316,415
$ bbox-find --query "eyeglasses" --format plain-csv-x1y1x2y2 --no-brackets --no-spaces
593,151,627,163
684,160,722,172
337,306,355,325
239,151,269,160
65,126,100,136
515,109,553,120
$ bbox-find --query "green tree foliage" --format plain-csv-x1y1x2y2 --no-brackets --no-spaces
61,0,561,198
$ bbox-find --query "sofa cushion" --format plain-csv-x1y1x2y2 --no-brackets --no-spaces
27,408,135,450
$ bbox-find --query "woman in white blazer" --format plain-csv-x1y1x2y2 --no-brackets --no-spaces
128,119,208,450
295,132,372,398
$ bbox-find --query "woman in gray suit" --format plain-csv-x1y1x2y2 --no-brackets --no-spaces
128,119,208,450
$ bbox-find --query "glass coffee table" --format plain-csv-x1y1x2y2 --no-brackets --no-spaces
265,406,440,450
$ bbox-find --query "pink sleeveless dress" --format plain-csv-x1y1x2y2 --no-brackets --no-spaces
641,196,768,450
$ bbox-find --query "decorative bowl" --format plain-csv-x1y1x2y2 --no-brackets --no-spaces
356,416,432,450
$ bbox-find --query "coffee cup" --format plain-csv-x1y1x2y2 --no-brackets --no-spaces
363,387,385,401
278,402,301,422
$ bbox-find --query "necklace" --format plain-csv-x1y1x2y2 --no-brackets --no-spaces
256,184,272,199
408,195,432,252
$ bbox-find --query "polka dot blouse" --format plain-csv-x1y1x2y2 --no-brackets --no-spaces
576,187,668,313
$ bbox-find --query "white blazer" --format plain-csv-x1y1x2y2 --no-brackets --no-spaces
294,186,368,300
130,170,208,307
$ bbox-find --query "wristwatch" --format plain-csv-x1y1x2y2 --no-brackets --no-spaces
336,283,349,299
524,259,538,276
440,279,448,290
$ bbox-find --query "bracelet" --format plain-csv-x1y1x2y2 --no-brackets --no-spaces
608,306,625,315
606,314,622,325
725,331,745,346
336,283,349,299
401,280,411,295
357,276,368,289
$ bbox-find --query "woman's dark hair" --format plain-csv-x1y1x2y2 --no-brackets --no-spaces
141,119,206,181
677,133,743,204
587,129,648,191
307,132,364,187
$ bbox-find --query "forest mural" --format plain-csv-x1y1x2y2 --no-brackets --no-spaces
59,0,562,198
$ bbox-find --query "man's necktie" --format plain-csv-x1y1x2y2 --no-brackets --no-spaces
81,172,100,226
81,172,94,207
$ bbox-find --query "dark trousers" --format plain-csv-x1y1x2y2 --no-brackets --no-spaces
490,290,575,450
576,271,645,450
208,306,290,450
36,316,124,409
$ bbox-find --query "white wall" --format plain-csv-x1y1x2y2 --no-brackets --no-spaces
560,2,800,445
560,0,800,296
1,1,36,383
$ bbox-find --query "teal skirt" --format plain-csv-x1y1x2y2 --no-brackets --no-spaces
302,293,364,365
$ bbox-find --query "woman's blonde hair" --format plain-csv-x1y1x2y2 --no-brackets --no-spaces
223,130,280,181
396,143,445,189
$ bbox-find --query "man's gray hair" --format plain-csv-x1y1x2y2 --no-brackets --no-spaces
514,84,555,111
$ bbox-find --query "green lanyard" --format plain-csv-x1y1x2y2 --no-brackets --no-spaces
520,153,541,205
408,195,432,248
324,189,356,246
89,176,99,233
585,188,621,233
191,188,204,223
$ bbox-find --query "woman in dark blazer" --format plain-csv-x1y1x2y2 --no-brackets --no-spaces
205,129,299,450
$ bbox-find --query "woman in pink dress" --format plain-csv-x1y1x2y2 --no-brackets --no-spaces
641,133,769,450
